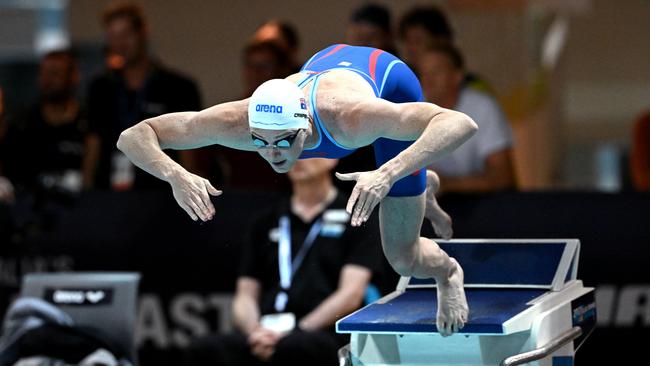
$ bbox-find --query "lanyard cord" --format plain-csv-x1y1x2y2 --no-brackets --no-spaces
275,215,322,312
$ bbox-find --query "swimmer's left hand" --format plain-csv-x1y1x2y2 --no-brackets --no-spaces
336,170,391,226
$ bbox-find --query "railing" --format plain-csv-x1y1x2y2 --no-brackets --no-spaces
500,326,582,366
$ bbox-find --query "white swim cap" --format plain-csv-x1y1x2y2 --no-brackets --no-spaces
248,79,310,130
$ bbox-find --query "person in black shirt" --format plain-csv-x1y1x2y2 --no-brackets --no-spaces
1,50,86,195
185,158,383,366
0,85,13,204
83,1,201,190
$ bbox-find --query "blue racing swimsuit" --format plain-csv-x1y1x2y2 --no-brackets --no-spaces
297,44,426,197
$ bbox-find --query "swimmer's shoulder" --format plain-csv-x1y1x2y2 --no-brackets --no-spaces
318,70,376,99
285,70,372,93
285,71,376,147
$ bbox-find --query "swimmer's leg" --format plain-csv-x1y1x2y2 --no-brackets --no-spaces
379,194,468,336
425,170,453,240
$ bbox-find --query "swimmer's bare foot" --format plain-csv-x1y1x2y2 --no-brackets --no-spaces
425,170,453,239
436,258,469,337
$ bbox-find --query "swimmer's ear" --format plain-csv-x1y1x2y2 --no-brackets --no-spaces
296,128,310,147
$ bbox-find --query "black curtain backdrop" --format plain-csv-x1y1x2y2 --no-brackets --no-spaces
1,190,649,365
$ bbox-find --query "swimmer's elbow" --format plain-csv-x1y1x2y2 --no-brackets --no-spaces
433,109,477,137
116,121,150,152
116,127,132,152
457,112,478,137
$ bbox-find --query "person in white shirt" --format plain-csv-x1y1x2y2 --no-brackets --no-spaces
420,43,516,192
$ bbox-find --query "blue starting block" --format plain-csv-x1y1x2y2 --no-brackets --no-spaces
336,239,596,366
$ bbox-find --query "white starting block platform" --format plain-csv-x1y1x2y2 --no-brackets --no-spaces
336,239,596,366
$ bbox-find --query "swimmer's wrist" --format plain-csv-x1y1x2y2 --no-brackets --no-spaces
378,162,399,186
162,164,185,184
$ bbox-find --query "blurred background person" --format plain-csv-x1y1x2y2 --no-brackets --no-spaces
83,0,202,191
398,5,453,71
227,40,294,190
242,41,294,98
398,5,492,94
0,84,12,247
420,43,516,192
184,158,382,366
338,3,399,185
346,3,398,55
192,40,295,192
251,20,302,74
0,85,13,205
0,86,5,140
630,111,650,191
0,50,86,198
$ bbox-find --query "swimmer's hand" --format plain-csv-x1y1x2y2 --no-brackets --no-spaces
169,171,221,222
336,170,391,226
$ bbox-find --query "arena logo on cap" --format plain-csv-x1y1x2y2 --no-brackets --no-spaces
255,104,283,113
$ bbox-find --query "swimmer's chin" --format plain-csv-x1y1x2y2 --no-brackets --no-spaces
269,160,292,173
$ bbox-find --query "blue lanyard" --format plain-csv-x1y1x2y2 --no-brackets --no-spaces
275,215,322,312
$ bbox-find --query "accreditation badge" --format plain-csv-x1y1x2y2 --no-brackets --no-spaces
260,312,297,333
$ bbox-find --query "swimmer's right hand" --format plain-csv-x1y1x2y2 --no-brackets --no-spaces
169,171,222,222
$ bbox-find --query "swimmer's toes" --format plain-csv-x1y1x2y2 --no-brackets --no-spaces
437,317,448,337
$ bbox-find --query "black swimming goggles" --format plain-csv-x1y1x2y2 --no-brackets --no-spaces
251,131,300,149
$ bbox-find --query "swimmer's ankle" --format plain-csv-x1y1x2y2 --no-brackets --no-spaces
435,258,459,286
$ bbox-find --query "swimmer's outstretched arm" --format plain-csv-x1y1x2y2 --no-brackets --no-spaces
117,99,252,221
335,99,478,225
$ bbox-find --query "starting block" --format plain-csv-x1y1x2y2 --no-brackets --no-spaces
337,239,596,366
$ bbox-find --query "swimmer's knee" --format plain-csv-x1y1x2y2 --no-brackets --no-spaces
386,238,451,278
389,256,416,277
384,246,418,277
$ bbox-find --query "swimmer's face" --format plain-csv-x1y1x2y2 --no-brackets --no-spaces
250,127,309,173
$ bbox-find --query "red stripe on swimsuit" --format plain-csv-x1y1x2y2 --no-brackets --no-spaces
309,44,349,67
368,49,384,82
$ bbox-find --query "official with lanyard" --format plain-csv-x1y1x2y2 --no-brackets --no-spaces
261,187,337,332
185,158,384,366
